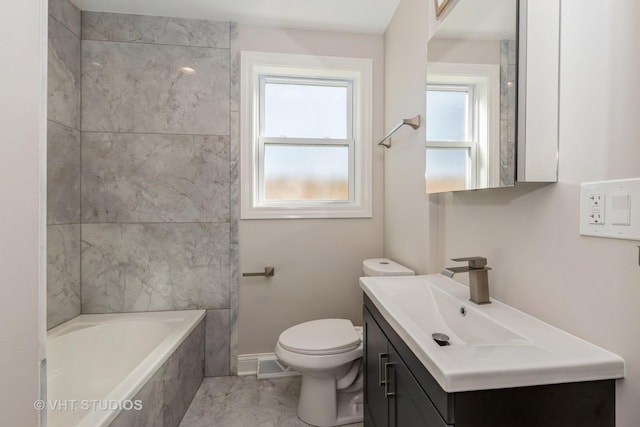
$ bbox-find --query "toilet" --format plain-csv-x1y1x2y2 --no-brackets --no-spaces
275,258,414,427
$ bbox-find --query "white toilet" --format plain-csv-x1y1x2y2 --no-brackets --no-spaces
275,258,414,427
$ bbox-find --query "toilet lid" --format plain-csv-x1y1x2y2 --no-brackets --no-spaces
279,319,361,355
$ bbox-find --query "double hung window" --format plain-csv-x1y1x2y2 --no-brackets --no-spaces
426,62,500,193
241,52,372,219
426,83,477,192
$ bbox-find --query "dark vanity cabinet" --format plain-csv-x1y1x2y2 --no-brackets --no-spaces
363,295,616,427
364,300,448,427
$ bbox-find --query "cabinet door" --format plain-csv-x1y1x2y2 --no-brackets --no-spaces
364,307,389,426
388,345,449,427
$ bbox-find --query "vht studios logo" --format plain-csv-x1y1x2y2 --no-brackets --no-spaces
34,399,143,411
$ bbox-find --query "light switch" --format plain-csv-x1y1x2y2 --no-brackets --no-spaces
611,192,630,226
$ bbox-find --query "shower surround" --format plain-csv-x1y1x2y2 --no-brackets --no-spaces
47,0,239,377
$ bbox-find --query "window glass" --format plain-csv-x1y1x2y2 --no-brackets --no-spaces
426,88,470,142
425,148,469,193
264,144,349,201
264,82,348,139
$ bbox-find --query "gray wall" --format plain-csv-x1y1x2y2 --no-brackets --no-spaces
47,0,82,329
80,12,238,376
46,1,238,377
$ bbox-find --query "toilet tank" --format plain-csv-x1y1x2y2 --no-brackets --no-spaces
362,258,414,277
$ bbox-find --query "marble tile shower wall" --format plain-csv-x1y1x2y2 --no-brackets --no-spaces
500,39,516,187
80,12,237,376
47,0,82,329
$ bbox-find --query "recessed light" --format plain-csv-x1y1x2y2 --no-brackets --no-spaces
181,67,197,75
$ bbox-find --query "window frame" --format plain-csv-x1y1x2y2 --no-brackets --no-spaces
257,76,355,206
426,82,478,190
426,62,500,191
241,52,373,219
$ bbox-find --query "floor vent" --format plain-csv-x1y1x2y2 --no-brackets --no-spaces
256,355,300,379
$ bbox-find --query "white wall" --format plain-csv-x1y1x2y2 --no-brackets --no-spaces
427,38,501,65
237,26,385,354
0,0,46,424
398,0,640,423
383,0,439,274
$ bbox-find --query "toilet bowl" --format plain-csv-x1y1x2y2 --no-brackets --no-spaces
275,258,414,427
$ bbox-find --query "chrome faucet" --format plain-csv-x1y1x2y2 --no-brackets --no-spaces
442,257,492,305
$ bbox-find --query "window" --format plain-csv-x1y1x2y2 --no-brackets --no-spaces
241,52,372,219
426,83,477,192
425,63,500,193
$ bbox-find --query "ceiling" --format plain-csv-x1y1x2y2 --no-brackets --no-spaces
71,0,401,34
435,0,517,41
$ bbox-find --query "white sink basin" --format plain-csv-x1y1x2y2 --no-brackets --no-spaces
360,274,625,392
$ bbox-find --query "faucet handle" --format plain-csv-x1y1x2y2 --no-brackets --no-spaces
451,256,488,269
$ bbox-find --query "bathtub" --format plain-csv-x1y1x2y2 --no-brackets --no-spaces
47,310,205,427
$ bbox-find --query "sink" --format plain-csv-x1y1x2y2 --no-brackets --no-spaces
396,278,528,346
360,274,625,392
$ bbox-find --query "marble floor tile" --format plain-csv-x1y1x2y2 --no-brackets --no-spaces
179,376,363,427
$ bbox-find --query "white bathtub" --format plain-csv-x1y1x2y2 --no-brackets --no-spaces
47,310,205,427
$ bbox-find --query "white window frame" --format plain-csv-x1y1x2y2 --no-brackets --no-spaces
258,76,355,206
426,62,500,189
241,51,372,219
426,82,478,189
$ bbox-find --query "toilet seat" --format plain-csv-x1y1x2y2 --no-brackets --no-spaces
278,319,361,356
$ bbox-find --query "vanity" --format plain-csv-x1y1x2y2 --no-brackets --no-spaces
361,275,625,427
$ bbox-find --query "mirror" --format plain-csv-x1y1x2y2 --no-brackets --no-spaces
426,0,518,193
434,0,454,18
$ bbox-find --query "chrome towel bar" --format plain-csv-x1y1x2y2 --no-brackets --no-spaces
378,115,421,148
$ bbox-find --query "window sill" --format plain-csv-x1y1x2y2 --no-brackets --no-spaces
241,205,372,220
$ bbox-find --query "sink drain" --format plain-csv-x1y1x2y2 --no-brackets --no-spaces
432,332,450,346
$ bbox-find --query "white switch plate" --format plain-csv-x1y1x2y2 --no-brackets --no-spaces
580,178,640,240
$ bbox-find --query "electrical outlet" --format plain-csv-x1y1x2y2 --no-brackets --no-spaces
580,179,640,240
589,193,604,210
588,211,604,225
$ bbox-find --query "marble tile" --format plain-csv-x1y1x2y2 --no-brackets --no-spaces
47,121,80,225
49,15,81,130
47,224,81,329
82,40,229,135
49,0,81,37
82,12,230,48
507,64,517,143
163,321,204,427
81,223,230,313
229,111,239,244
228,243,238,376
229,22,239,112
205,309,230,377
180,376,364,427
82,132,229,223
110,370,163,427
